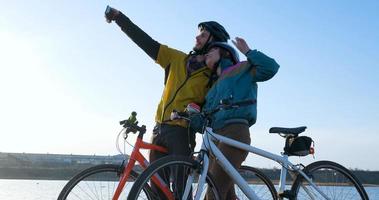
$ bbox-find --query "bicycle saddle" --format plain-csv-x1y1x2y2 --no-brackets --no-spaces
269,126,307,135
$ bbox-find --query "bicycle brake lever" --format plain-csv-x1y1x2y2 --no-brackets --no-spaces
123,132,128,139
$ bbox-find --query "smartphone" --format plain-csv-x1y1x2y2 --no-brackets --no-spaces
105,5,111,15
105,5,112,23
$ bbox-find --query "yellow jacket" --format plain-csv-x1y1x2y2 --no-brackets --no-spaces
155,45,211,127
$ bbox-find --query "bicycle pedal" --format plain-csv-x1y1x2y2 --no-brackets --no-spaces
278,190,295,199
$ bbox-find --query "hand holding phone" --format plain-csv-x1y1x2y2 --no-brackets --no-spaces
104,5,119,23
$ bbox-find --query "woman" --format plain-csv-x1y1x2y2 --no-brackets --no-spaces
197,37,280,199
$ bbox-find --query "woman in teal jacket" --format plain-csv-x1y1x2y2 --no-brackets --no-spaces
199,38,280,199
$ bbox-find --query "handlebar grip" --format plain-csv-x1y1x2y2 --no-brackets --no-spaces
170,110,189,121
120,120,144,133
119,120,127,125
178,111,189,118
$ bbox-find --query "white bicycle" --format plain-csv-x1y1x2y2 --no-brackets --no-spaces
128,100,369,200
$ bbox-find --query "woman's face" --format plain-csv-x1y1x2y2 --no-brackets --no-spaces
205,47,220,69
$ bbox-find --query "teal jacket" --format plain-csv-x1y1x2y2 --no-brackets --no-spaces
201,49,280,131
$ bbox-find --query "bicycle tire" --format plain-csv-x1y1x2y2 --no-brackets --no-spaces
128,156,220,200
291,160,369,200
58,164,151,200
234,165,278,200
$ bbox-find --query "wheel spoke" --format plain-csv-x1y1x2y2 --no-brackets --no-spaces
128,156,220,200
58,164,148,200
234,166,277,200
292,161,368,200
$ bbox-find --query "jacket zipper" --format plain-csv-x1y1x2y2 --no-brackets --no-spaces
161,68,208,121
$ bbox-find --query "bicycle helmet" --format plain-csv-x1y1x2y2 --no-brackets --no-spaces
207,42,240,64
193,21,230,54
198,21,230,42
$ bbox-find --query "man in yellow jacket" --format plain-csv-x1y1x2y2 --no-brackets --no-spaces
105,7,230,162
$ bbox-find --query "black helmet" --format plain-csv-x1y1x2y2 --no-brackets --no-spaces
198,21,230,42
207,42,240,64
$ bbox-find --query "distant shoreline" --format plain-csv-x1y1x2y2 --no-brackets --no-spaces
1,166,379,187
1,152,378,185
1,178,378,188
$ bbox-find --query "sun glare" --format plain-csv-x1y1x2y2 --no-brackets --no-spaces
0,32,116,154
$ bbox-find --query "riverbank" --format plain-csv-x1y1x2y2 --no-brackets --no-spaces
1,179,379,200
1,152,378,185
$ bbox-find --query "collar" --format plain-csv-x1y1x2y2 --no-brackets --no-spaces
216,58,233,75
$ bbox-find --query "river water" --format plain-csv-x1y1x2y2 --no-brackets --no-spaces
0,179,378,200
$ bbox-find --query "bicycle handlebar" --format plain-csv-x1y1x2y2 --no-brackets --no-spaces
172,99,256,121
119,120,146,134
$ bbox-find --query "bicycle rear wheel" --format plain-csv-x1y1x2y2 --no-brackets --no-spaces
128,156,219,200
58,164,151,200
291,160,369,200
234,166,278,200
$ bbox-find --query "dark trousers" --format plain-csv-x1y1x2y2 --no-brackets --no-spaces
149,123,196,199
206,124,251,200
149,123,195,161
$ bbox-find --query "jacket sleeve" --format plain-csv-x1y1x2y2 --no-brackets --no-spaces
246,50,280,82
155,45,187,69
115,12,160,61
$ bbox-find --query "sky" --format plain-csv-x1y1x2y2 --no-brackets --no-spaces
0,1,378,170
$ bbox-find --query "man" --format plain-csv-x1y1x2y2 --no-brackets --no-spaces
105,7,229,162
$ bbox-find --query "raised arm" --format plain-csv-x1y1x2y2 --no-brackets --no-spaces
105,7,160,61
233,37,280,82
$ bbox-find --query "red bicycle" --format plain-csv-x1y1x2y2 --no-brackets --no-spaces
58,114,174,199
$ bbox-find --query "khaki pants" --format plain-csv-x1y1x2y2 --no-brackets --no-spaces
207,124,251,200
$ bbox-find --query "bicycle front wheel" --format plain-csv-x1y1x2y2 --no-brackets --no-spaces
235,166,278,200
128,156,219,200
291,160,369,200
58,164,151,200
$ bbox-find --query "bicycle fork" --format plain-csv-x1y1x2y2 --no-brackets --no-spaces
194,152,210,200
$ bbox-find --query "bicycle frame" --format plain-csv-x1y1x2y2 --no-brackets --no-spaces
191,127,330,200
112,132,174,200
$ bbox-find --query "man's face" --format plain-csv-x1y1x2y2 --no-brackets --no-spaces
194,29,211,51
